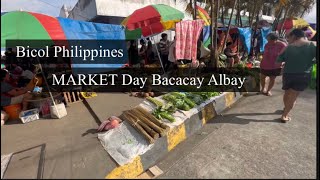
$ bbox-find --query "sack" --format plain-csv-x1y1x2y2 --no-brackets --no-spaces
50,103,67,119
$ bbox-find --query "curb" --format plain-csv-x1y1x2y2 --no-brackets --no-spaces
104,91,244,179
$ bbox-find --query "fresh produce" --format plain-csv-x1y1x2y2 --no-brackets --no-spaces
171,92,186,98
162,94,176,103
135,106,170,131
97,117,121,132
186,93,204,105
162,102,177,113
146,96,163,107
153,107,176,122
192,92,220,100
121,113,155,144
130,108,166,137
175,99,191,111
183,97,196,108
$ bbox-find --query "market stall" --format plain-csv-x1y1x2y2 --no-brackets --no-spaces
1,11,127,123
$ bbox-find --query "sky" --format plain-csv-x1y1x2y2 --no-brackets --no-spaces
1,0,317,23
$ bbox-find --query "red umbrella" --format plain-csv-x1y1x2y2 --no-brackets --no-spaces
122,4,184,37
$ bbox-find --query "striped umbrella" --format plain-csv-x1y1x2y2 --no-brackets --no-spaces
121,4,184,37
277,17,309,31
196,5,211,26
1,11,126,47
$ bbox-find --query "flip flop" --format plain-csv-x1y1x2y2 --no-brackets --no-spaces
266,91,272,96
281,117,291,123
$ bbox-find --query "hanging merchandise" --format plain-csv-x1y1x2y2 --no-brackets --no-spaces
260,27,272,53
175,20,205,62
238,27,252,53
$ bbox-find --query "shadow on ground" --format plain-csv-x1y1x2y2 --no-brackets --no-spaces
208,110,284,125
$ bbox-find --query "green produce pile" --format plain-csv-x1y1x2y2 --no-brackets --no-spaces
146,92,221,123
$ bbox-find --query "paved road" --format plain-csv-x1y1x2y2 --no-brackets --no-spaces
157,80,317,179
1,93,144,179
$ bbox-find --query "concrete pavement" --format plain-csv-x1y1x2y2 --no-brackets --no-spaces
156,80,317,179
1,93,144,179
1,80,317,179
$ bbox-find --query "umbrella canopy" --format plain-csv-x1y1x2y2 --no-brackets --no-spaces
122,4,184,37
1,11,67,47
277,17,309,31
1,11,126,47
196,5,210,26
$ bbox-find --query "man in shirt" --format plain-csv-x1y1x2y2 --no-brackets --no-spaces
167,37,176,71
159,33,170,71
1,69,32,110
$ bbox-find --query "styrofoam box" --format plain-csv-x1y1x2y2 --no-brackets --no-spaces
19,108,40,123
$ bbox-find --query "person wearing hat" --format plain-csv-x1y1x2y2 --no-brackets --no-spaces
260,33,287,96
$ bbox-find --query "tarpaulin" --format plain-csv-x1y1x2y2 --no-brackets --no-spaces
238,27,252,53
260,27,271,53
57,17,125,40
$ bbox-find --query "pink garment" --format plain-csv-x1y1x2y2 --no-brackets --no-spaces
175,20,204,62
260,41,287,70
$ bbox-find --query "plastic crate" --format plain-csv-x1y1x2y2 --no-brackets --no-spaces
19,108,40,124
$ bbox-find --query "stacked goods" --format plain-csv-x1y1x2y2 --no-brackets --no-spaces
120,106,170,144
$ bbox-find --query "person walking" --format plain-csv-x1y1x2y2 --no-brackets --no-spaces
260,33,287,96
276,29,316,123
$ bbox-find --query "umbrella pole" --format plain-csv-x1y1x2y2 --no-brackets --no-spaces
149,27,165,74
151,37,165,74
36,57,61,118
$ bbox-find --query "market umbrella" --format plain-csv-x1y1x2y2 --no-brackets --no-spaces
276,17,309,31
196,5,211,26
121,4,184,37
1,11,68,118
122,4,184,73
1,11,67,48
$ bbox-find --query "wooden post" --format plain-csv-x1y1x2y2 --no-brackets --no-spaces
222,0,237,52
193,0,197,20
280,6,289,34
215,0,220,66
210,0,215,67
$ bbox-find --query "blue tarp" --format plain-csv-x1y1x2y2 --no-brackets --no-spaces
57,18,128,74
238,27,252,53
260,27,272,53
57,17,126,40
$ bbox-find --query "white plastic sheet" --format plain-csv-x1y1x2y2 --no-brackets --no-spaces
1,153,12,179
98,121,153,166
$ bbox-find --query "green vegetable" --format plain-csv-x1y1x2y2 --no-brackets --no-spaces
162,103,177,113
162,94,177,103
159,112,175,122
146,96,163,107
177,103,190,111
171,92,186,98
186,93,204,105
152,106,176,122
184,97,196,108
